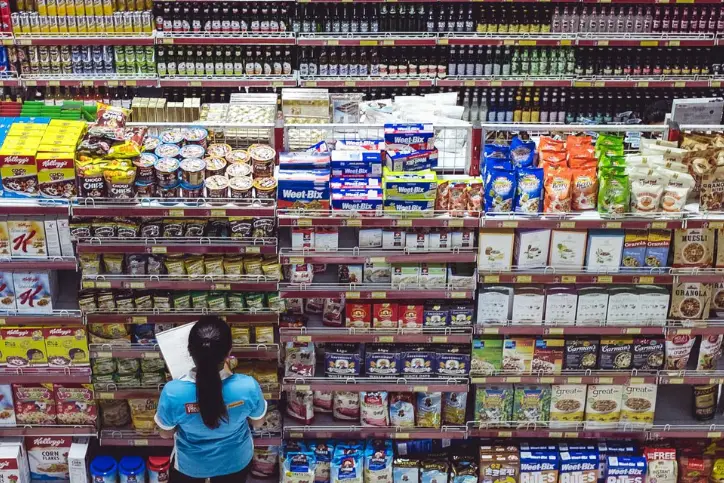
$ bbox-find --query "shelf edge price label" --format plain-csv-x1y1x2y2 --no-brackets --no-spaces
471,377,486,384
540,377,554,384
396,219,412,227
558,221,575,229
625,327,642,334
431,336,448,343
638,276,654,284
560,39,571,46
408,80,420,87
515,275,532,283
345,219,362,227
382,39,395,46
449,292,466,298
210,209,226,217
151,246,167,254
447,218,464,228
142,352,160,359
650,221,668,229
344,80,356,87
95,351,113,358
497,431,512,438
245,246,261,254
464,80,475,87
131,440,149,447
96,281,111,289
412,386,428,392
168,209,184,217
482,327,498,335
129,282,146,289
297,218,312,226
668,377,684,384
376,336,395,343
214,283,231,290
392,433,410,440
295,335,311,343
371,291,386,298
710,221,724,229
98,392,114,400
328,39,339,46
595,276,613,284
561,275,576,283
547,328,564,335
548,432,563,438
640,40,658,47
360,40,377,46
438,38,448,45
131,316,147,324
630,377,646,384
484,275,500,283
289,257,305,264
345,291,361,299
81,281,95,289
709,432,723,438
0,319,6,326
369,257,386,263
501,221,518,228
567,377,582,384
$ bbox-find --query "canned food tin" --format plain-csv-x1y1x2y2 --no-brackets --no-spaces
179,180,203,198
226,150,250,165
226,162,252,179
229,176,253,199
179,157,206,186
204,156,226,178
204,175,229,198
154,157,179,188
248,144,276,178
179,144,205,159
134,152,157,184
253,177,277,199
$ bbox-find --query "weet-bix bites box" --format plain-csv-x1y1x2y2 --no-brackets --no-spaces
604,456,646,483
520,451,559,483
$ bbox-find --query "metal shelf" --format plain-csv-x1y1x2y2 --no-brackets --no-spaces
100,429,281,446
474,324,665,336
16,36,155,46
0,426,96,437
94,382,281,400
22,76,158,87
0,199,69,216
158,33,296,45
277,210,479,228
77,237,277,255
0,310,83,326
0,256,76,270
157,77,296,88
280,326,472,343
470,371,657,385
279,283,474,300
480,212,685,229
89,343,279,360
81,275,279,292
71,198,276,218
280,248,476,265
284,414,467,439
479,267,673,285
283,377,469,393
299,77,435,88
85,309,279,325
0,367,91,384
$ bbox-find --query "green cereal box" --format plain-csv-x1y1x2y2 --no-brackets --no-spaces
472,337,503,375
513,384,551,425
475,384,513,424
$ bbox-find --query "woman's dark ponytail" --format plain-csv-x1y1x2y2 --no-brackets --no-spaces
188,316,232,429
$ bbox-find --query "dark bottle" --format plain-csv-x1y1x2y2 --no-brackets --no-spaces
349,47,358,76
244,47,254,76
308,47,318,76
437,5,446,32
426,6,435,32
694,385,718,421
370,47,379,76
360,6,369,33
465,46,475,76
359,47,368,76
370,5,379,32
318,47,329,76
448,47,457,76
339,48,348,76
329,47,338,76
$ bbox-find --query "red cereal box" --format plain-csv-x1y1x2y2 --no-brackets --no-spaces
400,304,424,328
12,383,56,425
54,384,96,425
373,303,399,328
345,303,371,328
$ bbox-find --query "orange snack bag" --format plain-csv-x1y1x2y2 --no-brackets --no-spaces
566,135,593,150
544,167,573,213
539,150,568,171
568,145,598,168
571,167,599,211
540,136,565,152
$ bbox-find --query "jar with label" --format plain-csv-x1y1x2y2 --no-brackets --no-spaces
693,384,718,420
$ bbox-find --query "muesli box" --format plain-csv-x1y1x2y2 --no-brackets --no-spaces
620,383,657,428
549,384,586,429
54,384,97,425
12,383,56,425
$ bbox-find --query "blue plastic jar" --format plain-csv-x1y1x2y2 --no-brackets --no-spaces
90,456,118,483
119,456,146,483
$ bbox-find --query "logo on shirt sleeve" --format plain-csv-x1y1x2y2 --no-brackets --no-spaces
185,403,200,414
227,400,245,409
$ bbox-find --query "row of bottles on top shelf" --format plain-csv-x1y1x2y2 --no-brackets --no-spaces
152,2,724,36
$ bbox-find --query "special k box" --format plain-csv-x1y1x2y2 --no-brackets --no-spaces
13,271,54,313
37,152,76,199
8,219,47,257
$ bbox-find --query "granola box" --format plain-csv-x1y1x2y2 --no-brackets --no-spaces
12,383,56,425
585,384,623,429
532,338,564,374
599,337,633,371
54,384,97,425
549,384,587,429
503,337,534,374
472,337,503,375
475,384,513,424
620,383,657,427
563,337,599,370
2,328,47,367
44,328,89,367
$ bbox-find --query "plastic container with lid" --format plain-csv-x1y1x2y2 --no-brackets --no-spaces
147,456,170,483
119,456,146,483
90,456,118,483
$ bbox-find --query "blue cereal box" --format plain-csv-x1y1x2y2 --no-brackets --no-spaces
520,452,559,483
331,151,383,178
604,456,646,483
383,168,437,200
384,149,438,172
560,452,599,483
278,171,330,210
384,123,435,151
279,151,331,170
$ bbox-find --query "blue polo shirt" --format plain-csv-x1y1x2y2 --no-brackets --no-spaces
154,370,267,478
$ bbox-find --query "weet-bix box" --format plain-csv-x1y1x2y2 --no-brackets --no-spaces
384,123,435,151
331,150,382,178
604,456,646,483
560,451,599,483
279,151,331,170
335,139,385,151
277,169,330,210
520,451,559,483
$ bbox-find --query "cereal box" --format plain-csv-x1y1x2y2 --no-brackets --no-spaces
54,384,97,425
560,451,599,483
532,338,564,374
373,303,398,328
620,383,657,427
399,304,423,328
8,219,46,257
604,456,646,483
520,451,559,483
0,147,39,197
0,445,24,483
479,229,515,271
345,303,371,328
645,230,671,269
475,384,513,424
36,152,76,199
26,436,71,481
44,328,89,367
585,385,623,429
0,385,16,426
643,449,677,483
503,337,534,374
479,452,520,483
12,383,56,424
513,384,551,425
2,328,47,367
0,271,16,312
13,271,54,313
0,221,10,257
472,337,503,375
549,384,587,429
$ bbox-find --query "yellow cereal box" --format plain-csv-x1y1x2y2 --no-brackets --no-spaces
0,221,10,257
44,327,89,367
1,327,47,367
620,383,657,427
8,219,46,257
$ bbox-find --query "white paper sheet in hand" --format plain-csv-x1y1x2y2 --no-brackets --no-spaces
156,322,196,380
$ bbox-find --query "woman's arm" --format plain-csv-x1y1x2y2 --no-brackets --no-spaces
248,399,267,430
159,428,176,439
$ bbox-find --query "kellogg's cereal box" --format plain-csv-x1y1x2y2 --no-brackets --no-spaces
0,445,24,483
0,147,39,197
25,436,71,481
44,328,89,367
0,385,16,426
36,152,76,199
13,271,54,313
8,219,46,257
12,383,56,425
54,384,96,425
2,328,47,367
0,271,16,312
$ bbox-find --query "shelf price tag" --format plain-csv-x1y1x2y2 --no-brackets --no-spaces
345,291,361,298
481,328,499,335
98,392,114,399
245,246,261,254
382,39,395,46
518,40,536,46
344,80,356,87
96,281,111,289
360,40,377,46
168,209,184,217
396,219,412,227
636,81,649,88
490,81,502,86
637,276,654,284
546,328,564,335
710,222,724,229
560,39,572,46
412,386,428,392
630,377,646,384
566,377,582,384
95,351,113,358
371,292,387,298
595,276,613,284
564,432,579,438
142,352,161,359
540,377,554,384
376,336,395,343
625,328,642,334
129,282,146,289
131,440,149,446
297,219,312,226
549,432,563,438
471,378,487,384
345,219,362,227
501,221,518,228
640,40,658,47
289,257,305,264
214,284,231,290
211,209,226,217
515,275,532,283
708,432,723,438
438,38,448,45
392,433,410,439
449,292,466,298
463,80,475,87
0,319,6,326
431,336,448,343
561,276,576,283
483,275,500,283
408,80,420,87
295,336,311,343
131,316,147,324
151,246,167,254
675,82,687,89
651,221,668,229
81,281,95,289
447,219,464,228
497,431,512,438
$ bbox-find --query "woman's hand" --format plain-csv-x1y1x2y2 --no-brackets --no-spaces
159,428,175,439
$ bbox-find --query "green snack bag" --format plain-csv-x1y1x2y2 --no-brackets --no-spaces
598,169,630,214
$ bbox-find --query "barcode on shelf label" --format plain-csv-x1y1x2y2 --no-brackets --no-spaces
484,275,500,283
346,292,361,298
98,392,114,399
168,209,184,217
245,246,261,254
151,246,167,254
131,316,147,324
129,282,146,289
